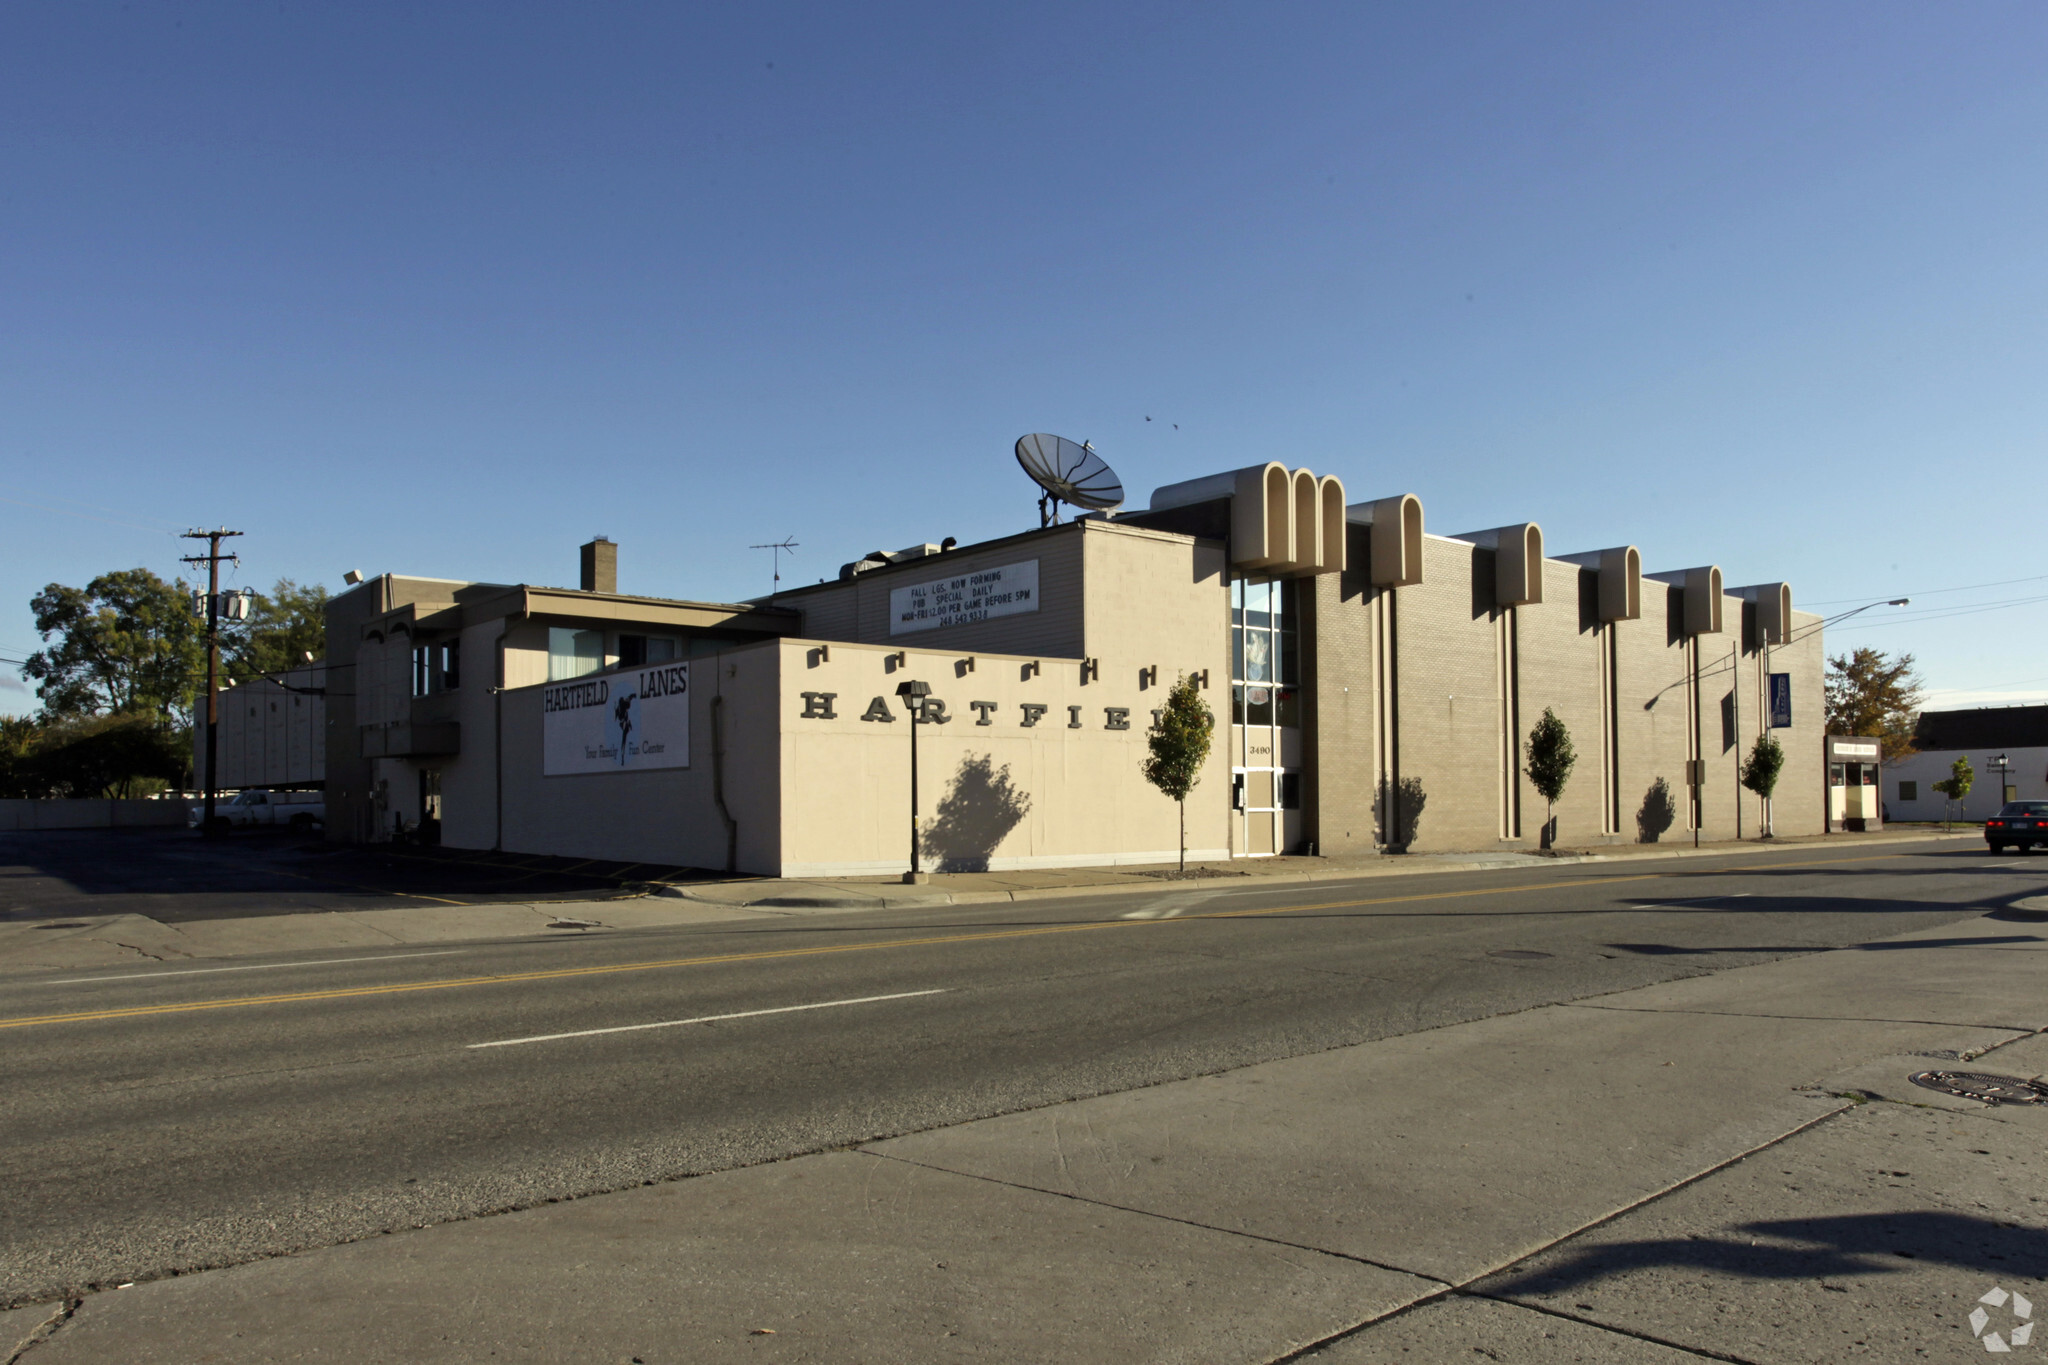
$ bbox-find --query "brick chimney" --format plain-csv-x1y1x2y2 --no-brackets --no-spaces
580,537,616,594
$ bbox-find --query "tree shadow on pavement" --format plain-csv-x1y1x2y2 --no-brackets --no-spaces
1487,1211,2048,1294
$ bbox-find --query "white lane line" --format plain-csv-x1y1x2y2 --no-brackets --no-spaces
468,989,951,1050
37,950,466,986
1120,888,1234,920
1634,893,1755,910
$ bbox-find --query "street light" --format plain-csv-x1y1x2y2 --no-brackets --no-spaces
1989,753,2014,811
896,679,931,883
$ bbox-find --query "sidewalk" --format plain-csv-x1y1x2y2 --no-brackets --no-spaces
8,898,2042,1361
0,828,1973,977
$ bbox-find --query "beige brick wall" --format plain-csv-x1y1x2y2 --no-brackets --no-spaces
1395,537,1508,852
1613,582,1696,844
1770,610,1826,834
1513,563,1608,846
1304,523,1380,854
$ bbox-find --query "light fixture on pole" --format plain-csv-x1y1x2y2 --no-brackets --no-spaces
896,679,931,883
1989,752,2014,809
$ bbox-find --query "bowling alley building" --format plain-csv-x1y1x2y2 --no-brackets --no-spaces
320,462,1825,874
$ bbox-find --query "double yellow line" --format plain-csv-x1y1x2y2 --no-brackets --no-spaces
0,851,1916,1033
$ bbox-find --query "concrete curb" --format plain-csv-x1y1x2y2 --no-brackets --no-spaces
652,833,1980,912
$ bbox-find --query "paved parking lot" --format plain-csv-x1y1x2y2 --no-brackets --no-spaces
0,829,718,923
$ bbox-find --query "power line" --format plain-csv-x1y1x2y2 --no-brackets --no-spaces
0,493,180,535
1830,594,2048,631
1802,572,2048,607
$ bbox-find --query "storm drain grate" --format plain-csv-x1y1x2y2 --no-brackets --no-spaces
1908,1071,2048,1105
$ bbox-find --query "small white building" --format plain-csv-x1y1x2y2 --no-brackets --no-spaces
1884,705,2048,822
191,661,327,791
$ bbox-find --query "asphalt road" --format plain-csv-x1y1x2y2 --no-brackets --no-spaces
3,838,2043,1310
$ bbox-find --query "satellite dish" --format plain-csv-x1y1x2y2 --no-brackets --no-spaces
1015,434,1125,528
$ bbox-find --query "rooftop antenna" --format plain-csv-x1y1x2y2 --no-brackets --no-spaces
1015,433,1125,528
751,537,799,592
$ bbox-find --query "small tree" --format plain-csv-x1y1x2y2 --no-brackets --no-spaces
1740,733,1785,838
1931,755,1974,830
1524,708,1576,849
1143,673,1215,873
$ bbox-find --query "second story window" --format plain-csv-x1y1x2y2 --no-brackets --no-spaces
548,627,605,680
617,634,679,666
412,639,461,695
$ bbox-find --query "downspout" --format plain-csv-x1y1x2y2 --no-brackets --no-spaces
710,655,738,873
493,610,525,853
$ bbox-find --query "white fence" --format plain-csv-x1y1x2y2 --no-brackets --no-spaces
0,799,192,832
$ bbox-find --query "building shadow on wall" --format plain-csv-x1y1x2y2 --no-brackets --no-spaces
1373,777,1428,851
921,753,1033,873
1638,777,1677,843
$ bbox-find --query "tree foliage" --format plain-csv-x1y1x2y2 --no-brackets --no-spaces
1143,673,1215,871
1740,732,1785,801
1824,646,1923,761
1931,755,1974,804
225,579,329,684
0,713,188,798
1525,708,1576,847
21,570,329,727
23,568,205,723
1524,708,1576,807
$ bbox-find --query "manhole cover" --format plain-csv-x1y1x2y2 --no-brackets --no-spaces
1908,1071,2048,1105
1488,949,1553,961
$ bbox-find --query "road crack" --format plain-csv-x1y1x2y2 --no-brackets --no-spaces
4,1297,81,1363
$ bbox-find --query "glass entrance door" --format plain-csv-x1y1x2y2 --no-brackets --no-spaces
1230,577,1303,856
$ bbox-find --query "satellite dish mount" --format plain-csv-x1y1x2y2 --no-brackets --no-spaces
1015,433,1125,529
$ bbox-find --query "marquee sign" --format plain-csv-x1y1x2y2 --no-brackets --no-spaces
889,560,1039,635
543,663,690,775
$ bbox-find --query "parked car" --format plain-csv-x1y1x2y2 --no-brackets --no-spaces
188,790,325,832
1985,801,2048,853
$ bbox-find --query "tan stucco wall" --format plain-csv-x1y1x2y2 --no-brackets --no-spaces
486,641,782,872
782,526,1087,657
1079,523,1229,668
777,637,1230,877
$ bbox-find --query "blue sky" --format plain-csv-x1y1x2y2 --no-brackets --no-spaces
5,2,2045,716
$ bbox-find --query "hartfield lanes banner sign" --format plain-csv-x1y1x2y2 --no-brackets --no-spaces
542,663,690,775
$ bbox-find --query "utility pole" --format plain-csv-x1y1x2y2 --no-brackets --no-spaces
181,528,242,835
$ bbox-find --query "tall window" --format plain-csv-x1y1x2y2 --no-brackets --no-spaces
1230,578,1299,728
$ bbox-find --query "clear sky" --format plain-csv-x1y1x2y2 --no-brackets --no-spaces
4,3,2045,717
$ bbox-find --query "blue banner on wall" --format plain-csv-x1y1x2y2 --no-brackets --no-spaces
1767,673,1792,729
